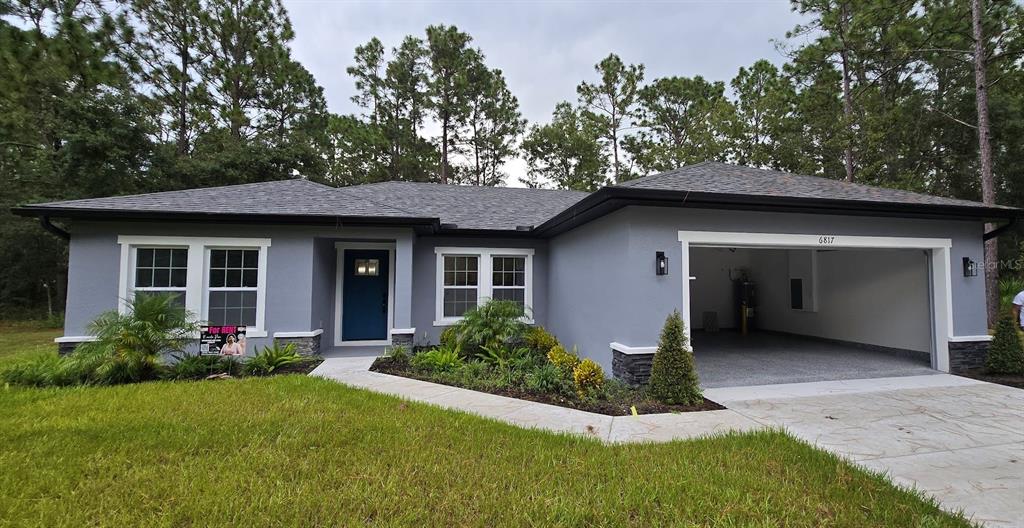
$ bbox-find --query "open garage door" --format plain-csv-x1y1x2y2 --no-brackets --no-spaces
678,231,954,388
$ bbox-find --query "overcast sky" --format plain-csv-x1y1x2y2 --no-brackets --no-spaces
283,0,810,185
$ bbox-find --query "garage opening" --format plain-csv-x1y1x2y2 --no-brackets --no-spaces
679,231,952,389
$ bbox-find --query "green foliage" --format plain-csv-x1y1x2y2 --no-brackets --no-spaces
1,354,66,387
84,293,200,359
167,354,226,381
451,299,527,354
524,362,571,396
648,310,703,406
999,276,1024,313
986,314,1024,375
439,325,459,348
547,344,580,376
476,343,531,370
572,358,605,400
245,343,304,376
410,345,464,373
520,102,607,191
576,53,645,183
524,326,560,356
386,344,410,364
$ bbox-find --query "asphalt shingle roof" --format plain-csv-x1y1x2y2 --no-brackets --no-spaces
617,161,1016,211
337,181,588,230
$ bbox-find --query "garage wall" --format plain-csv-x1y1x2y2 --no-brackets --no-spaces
689,247,752,330
545,205,987,370
749,249,932,352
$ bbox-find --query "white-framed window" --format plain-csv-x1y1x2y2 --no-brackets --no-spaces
117,236,271,337
434,247,534,326
131,247,188,307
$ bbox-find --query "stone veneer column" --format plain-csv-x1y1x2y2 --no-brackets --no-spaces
947,339,991,372
273,330,322,356
612,349,656,387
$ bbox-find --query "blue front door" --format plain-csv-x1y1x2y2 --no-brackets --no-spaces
342,249,390,341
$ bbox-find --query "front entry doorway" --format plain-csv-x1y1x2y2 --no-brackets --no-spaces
337,245,393,345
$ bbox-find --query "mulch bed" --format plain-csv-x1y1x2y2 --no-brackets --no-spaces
370,359,724,416
956,368,1024,389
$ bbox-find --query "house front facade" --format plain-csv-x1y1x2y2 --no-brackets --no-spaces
18,163,1018,381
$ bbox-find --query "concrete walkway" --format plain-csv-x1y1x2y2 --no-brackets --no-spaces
311,357,1024,527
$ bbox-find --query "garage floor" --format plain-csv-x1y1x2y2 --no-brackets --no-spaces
693,331,936,388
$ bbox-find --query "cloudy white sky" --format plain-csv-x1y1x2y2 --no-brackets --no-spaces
283,0,810,185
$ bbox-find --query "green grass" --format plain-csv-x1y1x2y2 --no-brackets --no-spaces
0,327,969,526
0,321,61,364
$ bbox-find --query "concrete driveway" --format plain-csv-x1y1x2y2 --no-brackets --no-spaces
706,375,1024,528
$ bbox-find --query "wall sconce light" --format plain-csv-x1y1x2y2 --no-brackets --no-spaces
656,251,668,276
962,257,978,277
355,259,380,276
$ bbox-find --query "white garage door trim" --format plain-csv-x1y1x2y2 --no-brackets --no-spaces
677,230,954,372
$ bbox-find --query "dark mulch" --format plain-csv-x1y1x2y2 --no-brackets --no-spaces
370,359,724,416
274,358,324,376
956,368,1024,389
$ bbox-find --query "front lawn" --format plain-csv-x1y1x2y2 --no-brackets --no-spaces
0,375,969,526
0,321,60,364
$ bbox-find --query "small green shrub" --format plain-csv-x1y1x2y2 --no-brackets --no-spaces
648,310,703,406
167,354,224,380
986,314,1024,375
439,326,458,348
572,358,604,400
547,344,580,375
410,345,464,373
525,362,570,395
476,343,531,370
245,343,304,376
524,326,560,356
386,345,410,364
453,299,528,354
1,354,65,387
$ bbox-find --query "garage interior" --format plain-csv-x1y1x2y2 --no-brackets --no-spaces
689,246,937,388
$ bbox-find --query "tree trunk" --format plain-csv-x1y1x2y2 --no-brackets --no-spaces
972,0,999,326
440,113,449,184
839,2,855,183
177,37,190,155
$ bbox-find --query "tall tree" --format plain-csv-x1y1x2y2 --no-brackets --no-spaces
728,60,801,171
461,64,525,186
623,76,736,173
425,24,475,184
125,0,210,155
576,53,644,183
521,102,607,191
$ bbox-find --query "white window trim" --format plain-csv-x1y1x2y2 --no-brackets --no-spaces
117,236,271,338
433,247,534,326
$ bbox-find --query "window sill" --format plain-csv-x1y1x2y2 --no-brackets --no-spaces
433,318,535,327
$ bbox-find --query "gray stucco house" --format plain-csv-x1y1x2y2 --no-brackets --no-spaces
16,162,1019,384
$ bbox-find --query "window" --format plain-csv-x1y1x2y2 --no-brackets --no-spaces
434,247,533,325
118,236,271,336
133,247,187,307
442,255,479,317
491,256,526,308
207,249,259,326
790,278,804,310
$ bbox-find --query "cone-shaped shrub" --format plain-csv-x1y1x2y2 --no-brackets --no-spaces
986,314,1024,375
648,310,702,405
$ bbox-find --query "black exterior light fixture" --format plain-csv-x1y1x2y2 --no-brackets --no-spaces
963,257,979,277
656,251,668,276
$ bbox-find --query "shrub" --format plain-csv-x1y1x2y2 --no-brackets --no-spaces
439,326,458,348
524,326,560,356
1000,275,1024,313
986,314,1024,375
648,310,703,406
547,344,580,375
167,354,224,380
572,358,604,400
453,299,528,354
1,354,65,387
386,345,410,364
410,345,464,373
245,343,304,376
476,343,531,370
525,362,571,396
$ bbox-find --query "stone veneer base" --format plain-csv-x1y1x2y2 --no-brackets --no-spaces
612,349,655,387
274,334,321,356
948,340,990,373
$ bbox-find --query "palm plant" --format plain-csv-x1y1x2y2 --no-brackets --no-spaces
454,299,529,354
999,276,1024,315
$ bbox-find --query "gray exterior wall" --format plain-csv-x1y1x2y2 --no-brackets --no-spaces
547,205,987,372
410,236,550,346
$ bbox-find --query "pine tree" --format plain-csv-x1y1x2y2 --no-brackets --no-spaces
521,102,607,191
576,53,643,183
648,310,702,406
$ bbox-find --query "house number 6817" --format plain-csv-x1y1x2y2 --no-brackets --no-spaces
818,236,836,245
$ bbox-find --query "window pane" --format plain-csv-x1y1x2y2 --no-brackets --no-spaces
242,269,258,288
135,268,152,288
241,307,257,326
210,291,226,308
171,268,188,288
225,269,242,287
210,269,225,288
153,268,170,287
135,290,186,308
171,249,188,267
443,288,477,317
240,291,257,309
154,249,171,267
137,248,153,267
211,249,226,268
492,288,525,308
242,250,258,268
227,250,243,268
